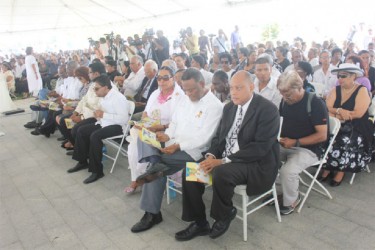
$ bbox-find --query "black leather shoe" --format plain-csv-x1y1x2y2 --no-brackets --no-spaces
83,173,104,184
209,207,237,239
131,212,163,233
30,128,41,136
136,171,164,186
67,162,88,173
330,179,343,187
317,171,334,182
57,136,66,141
24,121,38,129
175,222,210,241
66,151,74,156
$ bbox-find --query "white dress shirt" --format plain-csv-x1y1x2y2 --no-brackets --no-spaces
254,77,282,108
123,66,145,98
61,77,83,100
165,91,223,160
96,88,130,129
313,65,338,96
225,96,252,157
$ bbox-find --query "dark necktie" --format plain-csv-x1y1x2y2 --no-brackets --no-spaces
140,78,152,98
223,107,243,158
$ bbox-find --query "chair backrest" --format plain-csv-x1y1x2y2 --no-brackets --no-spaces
311,82,325,98
368,102,375,117
122,101,136,133
321,116,341,160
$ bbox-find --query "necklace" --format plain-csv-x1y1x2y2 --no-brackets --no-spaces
342,84,356,93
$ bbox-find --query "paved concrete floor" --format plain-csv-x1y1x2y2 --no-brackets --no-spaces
0,98,374,250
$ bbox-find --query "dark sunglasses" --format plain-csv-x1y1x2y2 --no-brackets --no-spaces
337,74,351,79
157,75,172,81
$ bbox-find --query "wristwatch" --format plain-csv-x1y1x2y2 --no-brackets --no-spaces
221,157,231,164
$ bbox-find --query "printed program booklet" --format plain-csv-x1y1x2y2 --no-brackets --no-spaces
139,127,162,149
185,162,212,185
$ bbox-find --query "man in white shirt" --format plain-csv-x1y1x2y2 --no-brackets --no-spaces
191,55,213,89
131,68,223,233
284,49,304,73
123,55,145,98
68,75,130,184
313,50,337,97
253,57,282,107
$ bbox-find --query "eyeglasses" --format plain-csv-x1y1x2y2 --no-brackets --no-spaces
157,75,172,81
94,86,104,91
221,60,229,64
337,74,350,79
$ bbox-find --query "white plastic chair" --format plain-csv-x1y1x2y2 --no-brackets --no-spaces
234,183,281,241
298,116,341,213
103,101,135,173
311,82,325,98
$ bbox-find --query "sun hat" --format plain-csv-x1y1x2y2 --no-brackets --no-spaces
331,63,364,77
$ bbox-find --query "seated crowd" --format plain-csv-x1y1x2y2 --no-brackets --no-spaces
4,27,375,241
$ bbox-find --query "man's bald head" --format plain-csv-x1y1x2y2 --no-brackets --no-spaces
230,70,254,105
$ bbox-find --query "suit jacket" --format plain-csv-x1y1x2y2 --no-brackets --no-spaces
134,77,158,103
207,93,280,196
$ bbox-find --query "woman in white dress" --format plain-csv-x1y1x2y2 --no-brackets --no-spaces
0,74,16,112
25,47,43,97
124,66,185,193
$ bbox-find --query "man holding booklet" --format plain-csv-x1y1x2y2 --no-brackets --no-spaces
130,68,223,233
174,70,280,241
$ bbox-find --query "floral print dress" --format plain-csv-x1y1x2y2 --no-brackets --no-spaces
325,85,373,173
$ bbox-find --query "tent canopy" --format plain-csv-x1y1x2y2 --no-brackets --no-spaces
0,0,266,34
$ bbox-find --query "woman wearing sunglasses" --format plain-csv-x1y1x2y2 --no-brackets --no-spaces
320,63,373,186
125,65,185,193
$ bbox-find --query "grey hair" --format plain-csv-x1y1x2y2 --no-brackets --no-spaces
161,59,177,75
67,60,79,71
144,59,158,72
132,55,144,65
277,71,303,91
257,53,273,65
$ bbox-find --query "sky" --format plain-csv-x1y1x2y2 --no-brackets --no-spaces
0,0,374,54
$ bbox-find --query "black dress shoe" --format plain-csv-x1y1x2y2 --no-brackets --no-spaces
83,173,104,184
317,171,334,182
131,212,163,233
330,179,343,187
66,151,74,156
135,163,169,185
175,222,210,241
57,136,66,141
67,162,88,173
209,207,237,239
30,128,41,136
24,121,37,129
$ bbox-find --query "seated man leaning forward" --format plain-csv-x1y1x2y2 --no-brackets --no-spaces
130,68,223,233
276,71,328,215
175,70,280,241
67,75,130,184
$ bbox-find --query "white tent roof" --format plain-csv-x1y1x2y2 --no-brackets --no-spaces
0,0,260,33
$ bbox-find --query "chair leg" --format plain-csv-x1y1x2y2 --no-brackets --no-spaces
272,184,282,222
242,194,248,242
166,178,171,205
366,165,371,173
350,173,356,185
109,136,125,174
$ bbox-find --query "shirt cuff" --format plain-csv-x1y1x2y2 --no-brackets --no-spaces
205,153,216,159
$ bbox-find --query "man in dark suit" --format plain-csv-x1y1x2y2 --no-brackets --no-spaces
133,60,159,114
175,70,280,241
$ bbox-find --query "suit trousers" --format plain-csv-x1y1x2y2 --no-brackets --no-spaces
140,151,194,214
277,147,318,206
182,162,250,222
57,113,72,140
72,123,122,174
67,117,97,145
